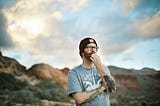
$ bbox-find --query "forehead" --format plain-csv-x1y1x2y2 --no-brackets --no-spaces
86,43,96,47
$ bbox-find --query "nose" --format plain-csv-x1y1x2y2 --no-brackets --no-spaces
92,49,97,53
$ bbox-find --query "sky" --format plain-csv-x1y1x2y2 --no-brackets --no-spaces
0,0,160,70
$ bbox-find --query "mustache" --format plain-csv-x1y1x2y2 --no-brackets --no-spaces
84,52,96,60
86,52,94,57
89,52,96,56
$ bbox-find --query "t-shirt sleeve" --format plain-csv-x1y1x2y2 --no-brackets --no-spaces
68,70,83,97
104,65,111,76
104,66,116,81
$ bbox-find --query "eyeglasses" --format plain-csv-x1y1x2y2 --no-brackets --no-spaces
85,46,99,50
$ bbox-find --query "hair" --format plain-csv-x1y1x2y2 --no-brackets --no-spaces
79,37,97,57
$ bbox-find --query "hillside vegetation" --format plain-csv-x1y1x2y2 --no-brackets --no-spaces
0,51,160,106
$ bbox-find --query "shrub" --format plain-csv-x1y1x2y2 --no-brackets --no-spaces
0,73,27,91
34,78,71,102
0,74,71,105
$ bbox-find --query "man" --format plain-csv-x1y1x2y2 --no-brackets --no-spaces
68,37,116,106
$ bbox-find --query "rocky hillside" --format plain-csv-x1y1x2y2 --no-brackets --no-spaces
0,51,69,89
0,51,160,106
108,66,160,106
109,66,160,97
0,51,72,106
27,63,69,89
0,51,26,75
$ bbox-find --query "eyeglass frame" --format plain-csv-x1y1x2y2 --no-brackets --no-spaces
85,46,99,51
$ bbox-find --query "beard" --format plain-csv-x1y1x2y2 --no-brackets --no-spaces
83,52,94,61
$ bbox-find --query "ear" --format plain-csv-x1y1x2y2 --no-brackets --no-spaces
81,53,84,58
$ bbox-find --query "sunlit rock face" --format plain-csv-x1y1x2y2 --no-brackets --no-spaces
27,63,69,89
0,51,26,75
0,51,69,89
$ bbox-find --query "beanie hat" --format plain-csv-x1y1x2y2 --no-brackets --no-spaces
79,37,98,57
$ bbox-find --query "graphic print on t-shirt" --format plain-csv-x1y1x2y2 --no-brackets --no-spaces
83,72,102,91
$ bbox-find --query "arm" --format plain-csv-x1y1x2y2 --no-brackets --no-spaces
68,70,106,104
90,54,116,92
72,86,106,104
90,54,109,76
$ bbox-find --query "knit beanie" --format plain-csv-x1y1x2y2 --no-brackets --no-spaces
79,37,98,57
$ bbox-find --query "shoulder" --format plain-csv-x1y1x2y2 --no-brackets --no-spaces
69,65,81,74
101,64,111,74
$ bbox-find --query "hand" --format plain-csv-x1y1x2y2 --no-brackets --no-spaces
90,54,102,66
103,76,117,93
98,86,106,93
90,54,107,76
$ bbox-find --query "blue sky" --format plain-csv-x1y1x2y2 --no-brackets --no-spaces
0,0,160,70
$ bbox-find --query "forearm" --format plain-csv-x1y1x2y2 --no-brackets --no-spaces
90,54,109,76
94,63,116,92
95,62,108,76
72,87,103,104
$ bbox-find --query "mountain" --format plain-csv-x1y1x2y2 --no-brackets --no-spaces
0,51,26,75
0,51,69,88
0,51,160,106
0,51,72,106
108,65,160,105
108,66,160,97
27,63,68,89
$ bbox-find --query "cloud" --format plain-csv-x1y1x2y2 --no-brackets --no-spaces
3,0,60,45
2,0,91,50
101,39,133,56
113,0,160,16
122,48,134,55
112,0,140,15
131,12,160,38
95,0,160,57
0,12,14,48
136,0,160,13
1,0,159,69
52,11,64,21
1,0,82,67
26,35,79,68
0,0,17,9
58,0,90,12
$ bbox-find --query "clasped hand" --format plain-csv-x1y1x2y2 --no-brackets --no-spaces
90,54,102,66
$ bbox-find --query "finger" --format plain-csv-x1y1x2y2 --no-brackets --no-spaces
91,53,97,57
91,54,99,60
90,54,95,59
90,56,94,61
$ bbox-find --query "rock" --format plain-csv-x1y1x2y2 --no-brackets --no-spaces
42,100,75,106
0,53,26,75
27,63,68,89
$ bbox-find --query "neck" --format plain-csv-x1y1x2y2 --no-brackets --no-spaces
82,58,94,69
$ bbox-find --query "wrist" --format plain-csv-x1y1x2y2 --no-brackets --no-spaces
95,64,108,75
98,86,105,93
97,88,101,93
87,88,100,102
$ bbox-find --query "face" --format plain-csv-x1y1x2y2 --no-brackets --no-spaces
82,43,99,60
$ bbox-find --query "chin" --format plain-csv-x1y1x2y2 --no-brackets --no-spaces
86,56,92,61
83,53,93,60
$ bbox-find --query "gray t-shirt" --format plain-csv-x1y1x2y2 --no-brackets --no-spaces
68,65,111,106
